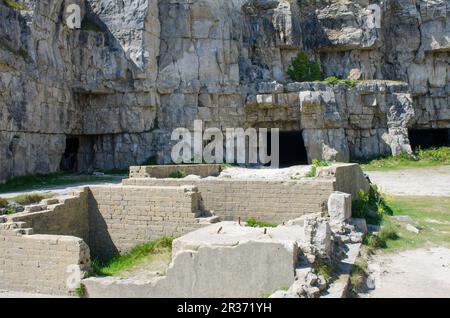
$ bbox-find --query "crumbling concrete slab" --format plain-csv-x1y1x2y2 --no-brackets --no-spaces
84,222,305,298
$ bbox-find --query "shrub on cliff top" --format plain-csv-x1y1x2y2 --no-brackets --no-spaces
4,0,27,11
287,52,323,82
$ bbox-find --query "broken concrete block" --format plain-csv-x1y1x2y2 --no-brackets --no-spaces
304,218,332,259
328,192,352,224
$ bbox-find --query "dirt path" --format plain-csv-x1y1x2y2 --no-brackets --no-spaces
366,166,450,196
361,247,450,298
0,179,123,199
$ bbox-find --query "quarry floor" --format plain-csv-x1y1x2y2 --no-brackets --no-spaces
361,247,450,298
366,165,450,196
361,165,450,298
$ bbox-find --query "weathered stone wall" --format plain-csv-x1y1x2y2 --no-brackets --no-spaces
87,185,209,261
123,178,334,223
1,0,448,182
0,221,90,295
6,189,90,243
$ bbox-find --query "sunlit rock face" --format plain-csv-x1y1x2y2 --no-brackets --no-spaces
0,0,448,182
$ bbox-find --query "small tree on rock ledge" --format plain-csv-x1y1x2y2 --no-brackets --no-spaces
287,52,323,82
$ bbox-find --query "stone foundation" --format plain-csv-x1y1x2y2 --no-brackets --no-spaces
0,221,90,295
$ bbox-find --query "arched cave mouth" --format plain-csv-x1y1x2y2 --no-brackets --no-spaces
408,129,450,151
60,136,80,172
268,131,308,167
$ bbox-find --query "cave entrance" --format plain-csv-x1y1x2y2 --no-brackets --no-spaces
408,129,450,150
60,136,80,172
268,131,308,167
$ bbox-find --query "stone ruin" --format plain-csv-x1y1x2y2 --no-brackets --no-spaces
0,163,371,297
1,0,449,183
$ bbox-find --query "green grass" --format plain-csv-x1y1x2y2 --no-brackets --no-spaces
11,193,49,205
0,173,124,194
3,0,27,10
168,170,187,179
74,284,87,298
323,76,361,88
306,159,331,178
246,217,277,228
349,257,368,295
381,196,450,252
92,237,174,277
313,258,338,281
358,147,450,171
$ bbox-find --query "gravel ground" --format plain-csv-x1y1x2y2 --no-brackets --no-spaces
361,247,450,298
0,179,123,199
0,289,72,298
366,166,450,196
215,165,312,180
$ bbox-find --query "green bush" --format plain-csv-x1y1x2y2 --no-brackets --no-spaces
287,52,323,82
352,185,392,224
379,222,399,242
364,234,386,249
169,170,187,179
324,76,360,88
13,194,46,205
306,159,331,178
0,197,8,208
3,208,17,215
246,217,277,228
4,0,27,10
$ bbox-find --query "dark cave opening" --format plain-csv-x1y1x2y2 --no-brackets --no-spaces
268,131,308,167
408,129,450,151
60,136,80,172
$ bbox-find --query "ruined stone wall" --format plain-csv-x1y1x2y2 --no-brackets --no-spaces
123,178,335,223
0,221,90,295
87,185,208,261
7,189,90,243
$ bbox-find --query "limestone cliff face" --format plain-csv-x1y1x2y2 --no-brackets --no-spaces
0,0,448,182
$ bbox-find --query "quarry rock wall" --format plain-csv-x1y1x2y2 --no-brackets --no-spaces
0,0,448,182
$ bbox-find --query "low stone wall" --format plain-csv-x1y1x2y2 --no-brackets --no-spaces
318,164,370,199
87,185,209,261
129,164,222,179
0,222,90,295
123,178,335,224
7,189,89,243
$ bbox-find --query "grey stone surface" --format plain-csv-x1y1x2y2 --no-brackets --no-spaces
84,221,302,298
0,0,448,183
328,192,352,224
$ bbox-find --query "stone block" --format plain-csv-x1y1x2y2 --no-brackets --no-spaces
328,192,352,224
